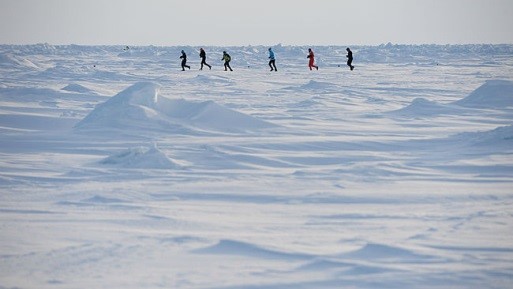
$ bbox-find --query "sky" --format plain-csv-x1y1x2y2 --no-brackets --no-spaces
0,0,512,46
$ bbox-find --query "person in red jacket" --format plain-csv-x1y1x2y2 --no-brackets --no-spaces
307,48,318,70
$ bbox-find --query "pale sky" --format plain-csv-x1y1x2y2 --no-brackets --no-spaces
1,0,512,46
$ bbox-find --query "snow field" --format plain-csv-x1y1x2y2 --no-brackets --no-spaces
1,44,513,289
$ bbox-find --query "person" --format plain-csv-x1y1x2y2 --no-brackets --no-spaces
307,48,318,70
346,47,354,71
222,51,233,71
180,50,191,71
268,47,277,71
199,48,211,70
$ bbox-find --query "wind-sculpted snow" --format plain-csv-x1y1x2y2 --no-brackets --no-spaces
75,82,277,134
452,125,513,148
1,44,513,289
0,53,40,70
300,80,339,90
389,97,467,117
454,79,513,108
99,144,182,169
187,74,234,86
390,79,513,117
341,243,439,262
194,239,314,260
61,83,96,94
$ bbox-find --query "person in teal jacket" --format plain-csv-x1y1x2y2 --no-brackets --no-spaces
268,48,277,71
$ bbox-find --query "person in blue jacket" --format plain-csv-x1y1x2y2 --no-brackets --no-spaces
268,47,277,71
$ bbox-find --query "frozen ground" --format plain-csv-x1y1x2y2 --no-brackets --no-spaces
1,44,513,289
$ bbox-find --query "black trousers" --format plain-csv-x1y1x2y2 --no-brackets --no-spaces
181,59,190,70
347,58,353,68
269,59,277,71
224,61,232,71
200,57,211,70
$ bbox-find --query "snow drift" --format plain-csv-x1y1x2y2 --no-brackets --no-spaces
99,144,181,169
391,97,467,117
61,83,96,94
454,79,513,108
0,53,39,70
194,239,312,260
75,82,277,134
452,125,513,148
391,79,513,117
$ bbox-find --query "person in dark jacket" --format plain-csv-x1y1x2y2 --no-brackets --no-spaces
180,50,191,71
222,51,233,71
346,47,354,71
268,47,277,71
199,48,211,70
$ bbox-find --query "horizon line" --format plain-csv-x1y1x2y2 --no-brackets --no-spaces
2,42,513,47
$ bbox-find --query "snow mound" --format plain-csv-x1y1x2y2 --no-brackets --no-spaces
161,98,277,132
75,82,276,134
454,79,513,108
452,125,513,147
391,97,467,117
300,80,339,90
82,195,126,204
390,80,513,117
0,53,39,69
188,75,233,85
61,83,95,94
299,259,392,275
194,239,311,260
342,243,435,262
99,144,180,169
282,80,340,92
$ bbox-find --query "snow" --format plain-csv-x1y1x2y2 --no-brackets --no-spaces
76,81,276,135
454,79,513,108
1,44,513,289
61,83,96,94
99,144,182,170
